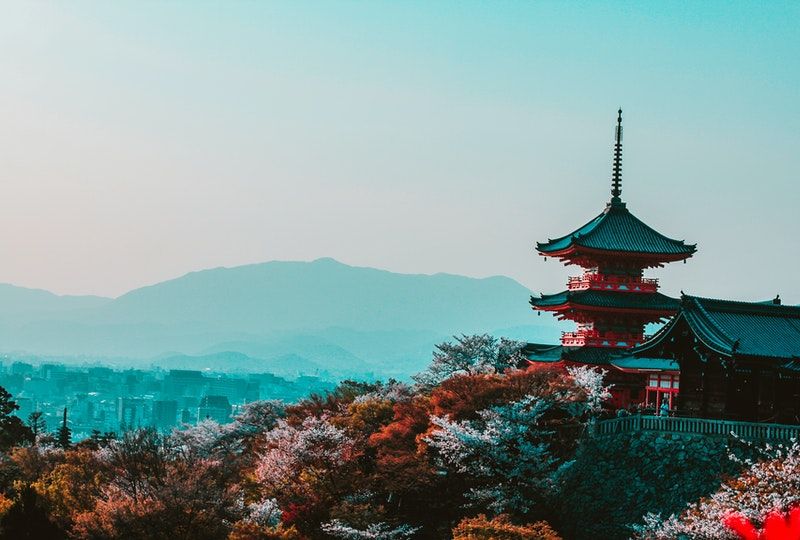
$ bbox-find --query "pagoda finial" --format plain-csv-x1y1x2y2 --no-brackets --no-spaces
611,108,623,203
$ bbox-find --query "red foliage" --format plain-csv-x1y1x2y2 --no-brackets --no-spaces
368,397,436,492
429,366,564,422
725,507,800,540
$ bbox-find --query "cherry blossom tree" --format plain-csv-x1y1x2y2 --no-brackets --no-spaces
413,335,527,387
426,395,562,514
321,519,420,539
633,442,800,539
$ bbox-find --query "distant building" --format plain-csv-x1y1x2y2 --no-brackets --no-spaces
10,362,34,376
117,397,148,429
197,395,231,424
152,399,178,431
164,370,206,397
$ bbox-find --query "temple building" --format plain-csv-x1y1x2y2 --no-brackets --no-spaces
624,295,800,423
526,109,696,409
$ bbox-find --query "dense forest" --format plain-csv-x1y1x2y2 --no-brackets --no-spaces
0,335,797,540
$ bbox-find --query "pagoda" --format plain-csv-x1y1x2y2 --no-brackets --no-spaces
528,109,697,408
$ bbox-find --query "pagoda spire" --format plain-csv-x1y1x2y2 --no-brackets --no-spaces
611,108,623,203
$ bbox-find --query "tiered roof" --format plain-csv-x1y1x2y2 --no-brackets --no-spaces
535,200,696,260
530,289,679,313
536,109,695,265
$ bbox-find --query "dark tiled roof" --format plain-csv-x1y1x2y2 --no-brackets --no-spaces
635,295,800,360
610,357,679,371
536,201,696,257
562,346,621,365
530,290,679,312
522,343,563,362
523,343,625,366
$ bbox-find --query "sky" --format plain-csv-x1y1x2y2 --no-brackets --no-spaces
0,1,798,300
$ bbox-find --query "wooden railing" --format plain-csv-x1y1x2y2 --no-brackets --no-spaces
561,331,647,348
593,415,800,441
567,274,659,293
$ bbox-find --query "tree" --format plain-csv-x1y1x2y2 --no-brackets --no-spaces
633,442,800,539
72,428,241,540
426,395,562,514
255,416,360,533
413,335,526,387
0,485,66,539
32,447,107,528
56,408,71,449
321,519,420,539
0,386,33,451
452,514,562,540
425,366,607,515
233,400,285,435
26,412,46,441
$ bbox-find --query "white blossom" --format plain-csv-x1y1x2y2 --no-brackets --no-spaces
245,498,282,527
425,395,559,513
565,365,611,415
169,418,239,459
633,441,800,539
413,334,526,387
353,381,414,405
321,519,420,539
255,416,356,490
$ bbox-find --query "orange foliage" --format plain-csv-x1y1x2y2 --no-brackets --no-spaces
430,366,564,421
332,398,394,435
368,397,436,491
452,514,562,540
32,447,107,527
228,521,304,540
0,493,12,518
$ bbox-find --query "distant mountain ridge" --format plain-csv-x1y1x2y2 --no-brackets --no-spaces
0,258,561,378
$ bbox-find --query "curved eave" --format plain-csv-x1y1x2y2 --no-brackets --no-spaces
630,308,735,359
531,302,676,317
537,243,696,263
626,314,682,355
681,301,738,357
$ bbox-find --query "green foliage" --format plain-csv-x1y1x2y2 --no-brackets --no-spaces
0,386,33,451
556,431,758,540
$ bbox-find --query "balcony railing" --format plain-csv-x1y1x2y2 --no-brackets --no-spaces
593,415,800,441
567,274,659,293
561,331,647,348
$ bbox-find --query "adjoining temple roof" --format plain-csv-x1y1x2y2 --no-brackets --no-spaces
536,201,697,257
634,295,800,360
523,343,630,366
530,289,679,312
522,343,564,362
610,357,679,372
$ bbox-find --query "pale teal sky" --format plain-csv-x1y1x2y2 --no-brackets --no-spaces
0,2,798,300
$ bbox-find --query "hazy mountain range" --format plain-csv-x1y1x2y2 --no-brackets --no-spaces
0,258,561,379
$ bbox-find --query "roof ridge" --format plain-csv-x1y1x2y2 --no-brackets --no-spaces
684,294,800,317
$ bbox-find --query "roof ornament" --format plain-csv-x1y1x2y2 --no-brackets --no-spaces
611,108,623,204
774,294,781,305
